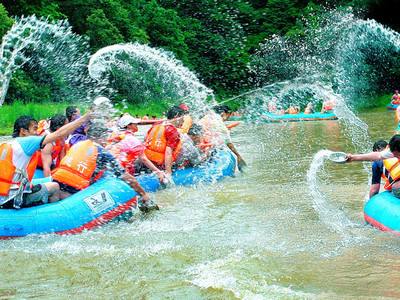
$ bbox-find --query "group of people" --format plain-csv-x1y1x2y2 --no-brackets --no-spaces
0,101,246,211
347,135,400,199
267,99,335,115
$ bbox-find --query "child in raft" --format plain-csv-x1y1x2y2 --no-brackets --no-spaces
304,102,314,114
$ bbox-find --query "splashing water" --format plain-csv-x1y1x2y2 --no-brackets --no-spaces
88,43,214,112
0,16,101,106
306,150,356,237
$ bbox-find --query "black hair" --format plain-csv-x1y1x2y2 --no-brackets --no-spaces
66,106,78,122
389,135,400,152
166,106,185,120
12,115,37,138
213,105,232,114
188,124,203,136
50,114,68,133
372,140,388,152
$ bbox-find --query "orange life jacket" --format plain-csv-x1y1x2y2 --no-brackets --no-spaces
288,107,298,114
37,139,65,169
0,144,39,197
382,158,400,190
52,140,98,190
144,124,181,165
37,119,49,135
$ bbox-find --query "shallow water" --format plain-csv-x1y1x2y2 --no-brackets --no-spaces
1,109,400,299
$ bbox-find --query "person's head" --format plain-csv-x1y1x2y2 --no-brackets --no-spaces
396,90,399,94
66,106,80,122
188,124,203,144
12,116,38,138
118,115,141,133
389,135,400,157
166,106,186,127
49,114,68,133
178,103,189,112
373,140,388,152
213,105,232,121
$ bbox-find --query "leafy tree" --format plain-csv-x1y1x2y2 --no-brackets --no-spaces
0,4,13,38
86,9,124,50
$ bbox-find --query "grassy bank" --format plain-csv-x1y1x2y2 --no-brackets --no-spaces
0,101,168,136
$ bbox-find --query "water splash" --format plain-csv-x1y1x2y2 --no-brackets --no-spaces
88,43,214,111
0,16,100,105
306,150,356,238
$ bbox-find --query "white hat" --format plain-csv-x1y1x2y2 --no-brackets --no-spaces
118,115,141,128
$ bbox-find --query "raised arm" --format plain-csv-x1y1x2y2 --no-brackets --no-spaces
43,113,91,146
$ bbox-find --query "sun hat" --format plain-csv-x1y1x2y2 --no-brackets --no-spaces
118,115,141,128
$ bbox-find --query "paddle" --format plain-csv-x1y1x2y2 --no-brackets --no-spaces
327,151,348,163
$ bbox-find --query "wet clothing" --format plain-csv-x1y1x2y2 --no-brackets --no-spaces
67,115,88,146
199,112,232,146
175,134,203,168
371,160,384,185
0,135,45,208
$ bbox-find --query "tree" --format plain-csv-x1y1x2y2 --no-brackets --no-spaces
86,9,124,50
0,4,13,38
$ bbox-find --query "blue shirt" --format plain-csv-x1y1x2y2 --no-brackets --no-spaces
371,160,383,185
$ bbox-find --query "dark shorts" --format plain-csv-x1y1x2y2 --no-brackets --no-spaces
0,184,49,209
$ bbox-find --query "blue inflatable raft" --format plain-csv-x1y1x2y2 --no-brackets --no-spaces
364,191,400,234
261,112,337,122
0,150,236,238
387,103,399,110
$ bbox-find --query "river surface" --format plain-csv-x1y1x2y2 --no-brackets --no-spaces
1,109,400,299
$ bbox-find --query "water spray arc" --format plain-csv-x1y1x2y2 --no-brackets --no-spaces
0,16,93,106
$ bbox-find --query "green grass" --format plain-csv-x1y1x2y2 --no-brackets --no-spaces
0,100,168,136
0,101,73,136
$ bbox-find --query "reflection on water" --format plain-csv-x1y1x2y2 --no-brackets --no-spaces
1,110,400,298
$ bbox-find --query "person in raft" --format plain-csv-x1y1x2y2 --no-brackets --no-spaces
199,105,247,172
369,140,388,199
51,121,155,211
0,113,92,209
347,135,400,198
37,114,69,177
65,106,88,146
144,106,185,179
321,99,335,113
304,102,314,114
392,90,400,105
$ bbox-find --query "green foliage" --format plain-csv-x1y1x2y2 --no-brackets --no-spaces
1,0,400,109
86,9,124,50
0,4,13,38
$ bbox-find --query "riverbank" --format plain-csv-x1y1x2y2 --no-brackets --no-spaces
0,101,168,136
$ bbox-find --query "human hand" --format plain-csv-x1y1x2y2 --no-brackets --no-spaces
345,153,353,162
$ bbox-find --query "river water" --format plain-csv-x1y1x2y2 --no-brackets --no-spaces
1,109,400,299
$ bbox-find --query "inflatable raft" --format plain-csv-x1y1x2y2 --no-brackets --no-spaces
387,103,399,110
364,191,400,235
0,150,236,238
261,112,337,122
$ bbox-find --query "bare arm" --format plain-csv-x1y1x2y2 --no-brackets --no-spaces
164,146,173,175
347,151,382,162
139,153,165,182
227,142,247,171
121,172,150,202
43,113,90,146
41,143,53,177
